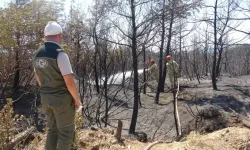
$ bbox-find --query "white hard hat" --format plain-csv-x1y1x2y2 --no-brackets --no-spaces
44,21,62,36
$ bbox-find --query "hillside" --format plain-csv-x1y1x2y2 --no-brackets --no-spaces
22,74,250,150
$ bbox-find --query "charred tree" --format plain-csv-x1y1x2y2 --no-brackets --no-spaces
212,0,218,90
155,0,166,104
129,0,139,134
161,0,175,92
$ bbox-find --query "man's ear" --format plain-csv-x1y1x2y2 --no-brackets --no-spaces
58,33,62,39
59,33,63,43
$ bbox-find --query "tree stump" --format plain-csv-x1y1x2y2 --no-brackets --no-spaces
115,120,123,141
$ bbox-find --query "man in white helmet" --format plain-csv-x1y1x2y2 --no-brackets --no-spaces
33,21,82,150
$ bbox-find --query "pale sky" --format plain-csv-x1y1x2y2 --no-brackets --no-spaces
0,0,8,8
64,0,92,14
0,0,93,10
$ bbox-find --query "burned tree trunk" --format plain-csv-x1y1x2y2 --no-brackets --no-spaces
129,0,139,134
212,0,218,90
103,41,108,127
155,0,166,104
143,44,147,94
216,48,223,77
93,27,100,94
162,0,175,92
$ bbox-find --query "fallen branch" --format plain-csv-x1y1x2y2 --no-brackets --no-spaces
173,78,182,137
143,141,162,150
175,78,182,136
3,126,35,150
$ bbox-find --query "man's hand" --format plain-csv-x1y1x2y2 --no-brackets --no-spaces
74,99,82,108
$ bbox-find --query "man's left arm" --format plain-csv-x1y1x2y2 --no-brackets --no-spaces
57,52,82,108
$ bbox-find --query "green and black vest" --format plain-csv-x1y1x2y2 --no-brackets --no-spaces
33,42,71,106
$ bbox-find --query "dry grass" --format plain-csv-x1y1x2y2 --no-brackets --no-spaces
165,127,250,150
26,126,250,150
